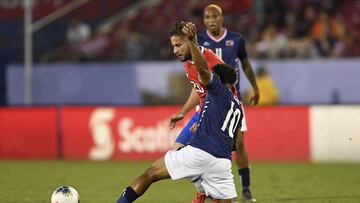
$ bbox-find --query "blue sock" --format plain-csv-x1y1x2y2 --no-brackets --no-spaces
238,167,250,192
116,186,138,203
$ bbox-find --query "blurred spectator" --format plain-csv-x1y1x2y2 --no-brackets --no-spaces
311,10,341,56
287,36,318,58
78,30,109,61
294,5,317,38
245,66,279,105
48,16,93,62
253,24,289,58
331,21,355,57
122,30,145,60
66,17,91,44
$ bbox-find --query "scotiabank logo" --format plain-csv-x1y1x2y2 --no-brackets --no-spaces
119,118,180,153
88,108,116,160
88,108,183,160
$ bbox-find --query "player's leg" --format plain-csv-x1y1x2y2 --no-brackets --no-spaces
234,131,255,202
201,156,237,203
233,104,255,202
116,157,170,203
171,113,206,203
191,177,207,203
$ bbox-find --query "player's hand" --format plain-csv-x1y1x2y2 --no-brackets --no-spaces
250,88,260,106
169,112,185,129
189,122,198,133
182,22,197,44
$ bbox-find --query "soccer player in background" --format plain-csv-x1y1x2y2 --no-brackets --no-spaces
197,4,259,202
116,22,245,203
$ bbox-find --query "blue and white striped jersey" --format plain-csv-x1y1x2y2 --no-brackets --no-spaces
198,29,248,94
189,75,244,160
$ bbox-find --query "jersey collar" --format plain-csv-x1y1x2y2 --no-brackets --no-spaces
206,29,227,43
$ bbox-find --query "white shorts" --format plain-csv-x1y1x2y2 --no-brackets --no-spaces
164,145,237,200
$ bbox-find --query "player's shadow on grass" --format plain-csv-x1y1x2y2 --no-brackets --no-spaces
274,195,360,201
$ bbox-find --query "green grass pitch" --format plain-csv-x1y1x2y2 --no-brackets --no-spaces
0,161,360,203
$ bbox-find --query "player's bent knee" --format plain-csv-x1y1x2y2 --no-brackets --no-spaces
142,167,154,180
144,158,170,182
143,167,162,182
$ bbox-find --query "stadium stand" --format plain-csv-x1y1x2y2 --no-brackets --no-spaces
0,0,359,62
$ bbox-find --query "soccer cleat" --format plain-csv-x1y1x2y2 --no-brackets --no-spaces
191,192,207,203
242,190,256,202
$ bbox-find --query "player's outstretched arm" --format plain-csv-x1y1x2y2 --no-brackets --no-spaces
241,59,260,105
169,88,199,129
182,22,211,85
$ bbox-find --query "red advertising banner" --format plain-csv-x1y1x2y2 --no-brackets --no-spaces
245,106,310,161
0,106,310,160
0,107,58,159
61,106,310,161
61,106,193,160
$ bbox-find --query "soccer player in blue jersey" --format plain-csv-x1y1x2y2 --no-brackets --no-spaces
197,4,259,202
116,22,245,203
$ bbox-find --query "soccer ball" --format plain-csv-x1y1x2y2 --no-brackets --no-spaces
51,186,80,203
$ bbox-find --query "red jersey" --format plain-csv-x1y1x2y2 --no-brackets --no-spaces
184,47,238,109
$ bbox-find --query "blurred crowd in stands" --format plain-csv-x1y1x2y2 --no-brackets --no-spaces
0,0,359,64
41,0,360,62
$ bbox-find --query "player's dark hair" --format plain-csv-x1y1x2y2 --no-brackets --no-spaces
212,64,237,85
169,21,186,37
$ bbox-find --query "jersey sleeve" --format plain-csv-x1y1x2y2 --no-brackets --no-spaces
205,75,224,96
237,36,248,60
237,101,244,129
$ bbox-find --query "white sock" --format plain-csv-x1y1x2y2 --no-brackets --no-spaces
193,179,205,195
